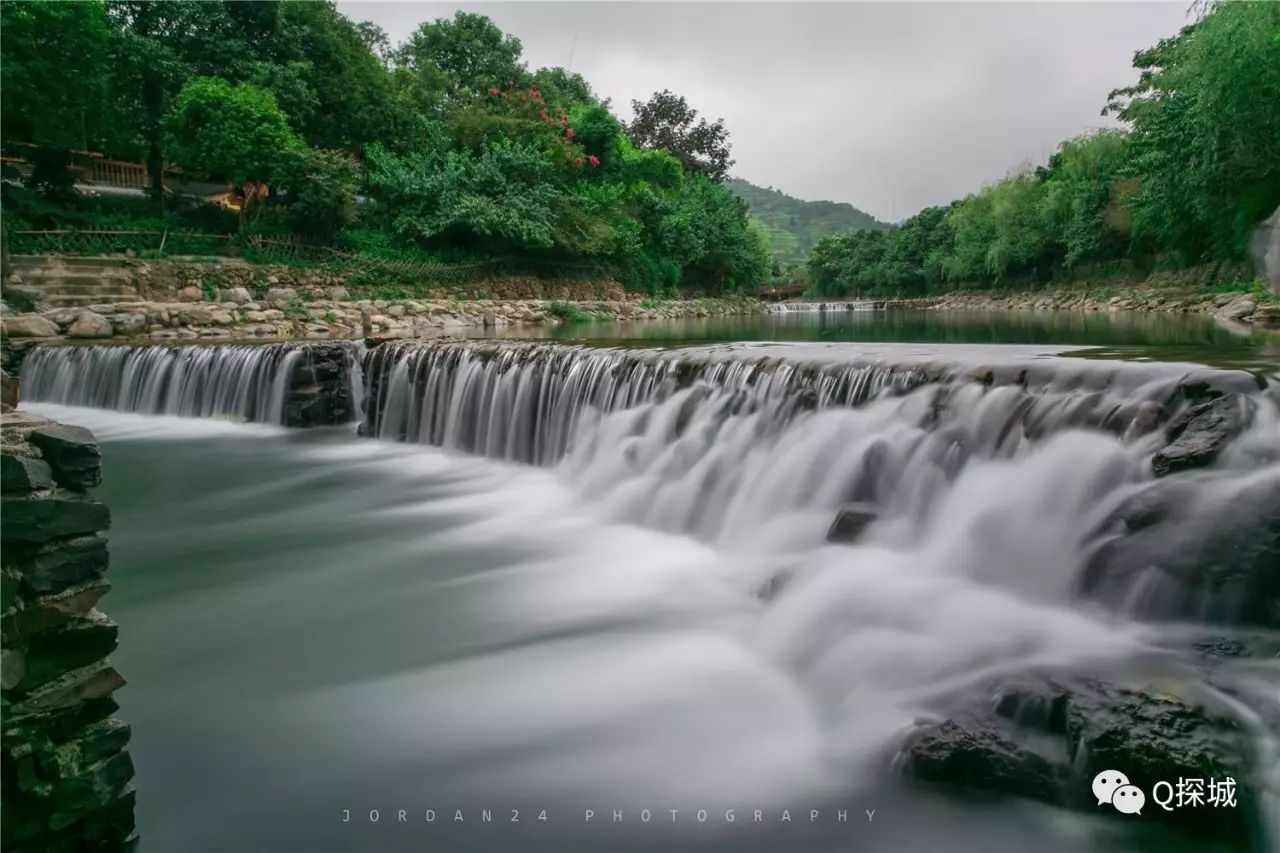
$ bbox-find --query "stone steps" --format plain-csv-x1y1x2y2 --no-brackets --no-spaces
8,254,138,272
7,255,141,308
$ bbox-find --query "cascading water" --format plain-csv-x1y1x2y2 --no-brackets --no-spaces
359,339,1278,628
19,342,361,426
16,336,1280,850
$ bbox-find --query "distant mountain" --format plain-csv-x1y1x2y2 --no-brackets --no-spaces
728,178,889,267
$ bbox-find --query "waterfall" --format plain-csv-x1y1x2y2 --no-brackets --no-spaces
19,343,358,426
767,301,884,313
359,339,1278,626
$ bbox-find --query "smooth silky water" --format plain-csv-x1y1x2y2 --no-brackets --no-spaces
19,308,1280,853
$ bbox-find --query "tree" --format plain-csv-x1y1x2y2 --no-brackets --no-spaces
1105,1,1280,260
365,142,562,252
276,148,358,241
396,12,527,105
164,77,301,217
1,1,112,199
628,90,733,182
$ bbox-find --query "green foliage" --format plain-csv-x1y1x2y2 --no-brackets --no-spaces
0,1,110,152
1106,1,1280,261
728,179,887,267
396,11,526,104
366,142,561,252
275,148,359,241
627,90,733,182
546,300,596,323
1,5,771,295
808,2,1280,298
164,78,301,186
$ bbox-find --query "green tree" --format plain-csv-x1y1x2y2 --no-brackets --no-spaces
628,90,734,182
1,1,116,199
396,12,527,105
1106,1,1280,260
275,148,358,241
164,78,301,206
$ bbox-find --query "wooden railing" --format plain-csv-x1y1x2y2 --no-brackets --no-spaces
86,159,149,189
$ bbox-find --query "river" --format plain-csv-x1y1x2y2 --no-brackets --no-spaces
20,307,1280,853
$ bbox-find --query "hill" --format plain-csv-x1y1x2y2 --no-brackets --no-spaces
728,178,889,268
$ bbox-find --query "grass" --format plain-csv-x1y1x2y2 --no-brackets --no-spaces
546,300,598,323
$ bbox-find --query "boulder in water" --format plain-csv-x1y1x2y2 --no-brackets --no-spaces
1214,296,1256,322
28,423,103,490
1152,395,1248,476
1081,473,1279,626
902,718,1065,802
826,503,878,544
903,675,1261,842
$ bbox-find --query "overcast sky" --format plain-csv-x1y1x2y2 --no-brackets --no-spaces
334,1,1190,221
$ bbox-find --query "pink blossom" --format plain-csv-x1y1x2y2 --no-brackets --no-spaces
565,127,575,139
587,155,600,168
488,86,499,96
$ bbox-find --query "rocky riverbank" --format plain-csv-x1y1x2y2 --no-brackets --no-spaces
0,290,766,348
911,286,1280,327
1,410,136,851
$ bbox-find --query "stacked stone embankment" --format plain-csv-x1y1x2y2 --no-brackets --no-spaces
1,410,135,852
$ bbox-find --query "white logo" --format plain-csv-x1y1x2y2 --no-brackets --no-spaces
1092,770,1130,807
1111,784,1145,815
1093,770,1237,815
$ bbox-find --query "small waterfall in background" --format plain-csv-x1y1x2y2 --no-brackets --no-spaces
766,301,884,313
19,343,360,425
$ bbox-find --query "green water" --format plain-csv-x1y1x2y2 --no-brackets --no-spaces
481,308,1280,371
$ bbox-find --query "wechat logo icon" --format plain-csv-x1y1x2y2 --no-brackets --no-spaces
1093,770,1144,814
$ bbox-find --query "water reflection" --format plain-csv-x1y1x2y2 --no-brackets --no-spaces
472,309,1279,369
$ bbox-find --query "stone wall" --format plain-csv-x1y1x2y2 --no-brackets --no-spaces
135,257,627,303
1,412,135,852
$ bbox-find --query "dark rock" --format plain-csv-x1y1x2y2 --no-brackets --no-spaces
902,675,1263,844
902,718,1065,803
1,454,53,493
827,502,878,544
28,423,101,490
5,536,109,594
1152,395,1249,477
284,342,357,427
8,615,118,694
1080,474,1280,626
0,496,109,543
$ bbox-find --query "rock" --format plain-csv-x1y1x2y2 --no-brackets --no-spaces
1152,395,1248,477
10,535,109,593
2,315,60,338
176,306,214,326
66,312,113,339
903,675,1260,842
261,309,285,322
28,424,102,490
387,304,405,317
329,286,350,302
1,454,54,493
0,494,110,543
1214,296,1255,322
240,323,278,336
108,314,147,336
219,286,251,304
826,503,878,544
903,718,1064,802
177,285,203,302
265,287,296,303
1081,473,1280,626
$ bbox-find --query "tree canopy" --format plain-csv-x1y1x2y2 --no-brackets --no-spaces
806,1,1280,298
0,3,769,295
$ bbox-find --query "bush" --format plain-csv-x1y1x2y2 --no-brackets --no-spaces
276,148,358,241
